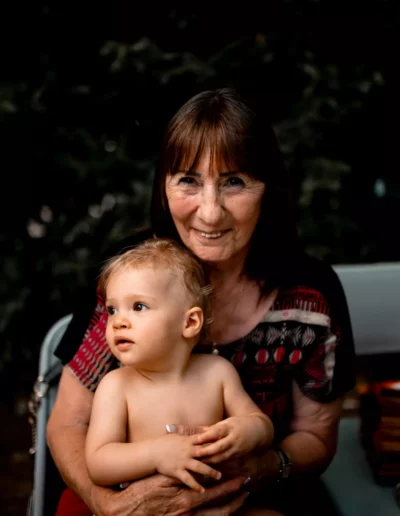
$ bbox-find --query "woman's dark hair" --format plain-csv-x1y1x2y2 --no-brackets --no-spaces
150,88,300,291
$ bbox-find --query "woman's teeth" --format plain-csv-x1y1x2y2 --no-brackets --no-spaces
200,232,222,239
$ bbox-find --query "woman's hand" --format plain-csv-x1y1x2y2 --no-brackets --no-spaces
214,454,259,480
90,473,249,516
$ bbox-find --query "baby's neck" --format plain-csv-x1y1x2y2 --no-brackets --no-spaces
134,349,195,383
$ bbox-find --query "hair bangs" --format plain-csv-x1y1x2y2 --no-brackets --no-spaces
165,108,247,177
151,88,300,287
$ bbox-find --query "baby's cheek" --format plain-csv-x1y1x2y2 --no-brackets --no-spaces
105,325,113,346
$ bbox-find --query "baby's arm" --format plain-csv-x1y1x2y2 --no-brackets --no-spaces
195,358,274,463
85,370,221,492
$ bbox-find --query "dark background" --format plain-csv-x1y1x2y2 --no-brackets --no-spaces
0,2,399,513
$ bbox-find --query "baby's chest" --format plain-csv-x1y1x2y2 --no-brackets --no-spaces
126,384,224,441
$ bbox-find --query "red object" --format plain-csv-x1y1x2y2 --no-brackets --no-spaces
55,488,92,516
256,349,269,364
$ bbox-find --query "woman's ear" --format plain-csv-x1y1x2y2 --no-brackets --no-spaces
182,307,204,338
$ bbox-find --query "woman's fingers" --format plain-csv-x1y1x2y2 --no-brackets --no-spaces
187,459,222,481
195,423,229,445
181,476,246,510
192,491,249,516
196,436,232,458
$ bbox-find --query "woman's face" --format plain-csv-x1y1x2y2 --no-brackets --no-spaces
165,152,265,267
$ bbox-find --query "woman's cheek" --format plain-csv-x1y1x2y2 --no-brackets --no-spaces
169,193,197,219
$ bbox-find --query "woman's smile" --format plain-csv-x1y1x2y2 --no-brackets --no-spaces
193,228,230,242
166,152,265,267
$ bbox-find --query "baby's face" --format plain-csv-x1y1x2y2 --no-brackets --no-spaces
105,266,192,368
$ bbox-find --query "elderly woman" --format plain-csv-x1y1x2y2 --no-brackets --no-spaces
47,88,355,515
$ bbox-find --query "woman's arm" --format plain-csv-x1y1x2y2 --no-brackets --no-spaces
47,367,248,515
47,367,96,504
278,380,342,475
217,381,342,486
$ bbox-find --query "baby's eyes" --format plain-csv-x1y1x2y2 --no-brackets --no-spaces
106,304,148,314
134,303,148,312
106,306,116,316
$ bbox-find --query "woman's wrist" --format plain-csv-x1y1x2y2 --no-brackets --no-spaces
252,449,281,489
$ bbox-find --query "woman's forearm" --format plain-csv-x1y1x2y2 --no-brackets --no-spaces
46,367,123,513
242,428,335,491
47,419,101,510
253,431,335,490
279,429,336,475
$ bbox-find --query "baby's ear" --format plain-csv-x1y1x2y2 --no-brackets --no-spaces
182,307,203,338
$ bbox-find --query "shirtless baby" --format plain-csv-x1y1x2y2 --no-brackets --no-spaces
85,238,274,494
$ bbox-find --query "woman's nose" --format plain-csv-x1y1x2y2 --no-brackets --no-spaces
197,186,224,225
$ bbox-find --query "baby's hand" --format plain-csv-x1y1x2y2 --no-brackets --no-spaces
194,416,269,464
155,433,222,492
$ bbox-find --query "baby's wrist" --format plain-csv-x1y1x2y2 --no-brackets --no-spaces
253,415,274,448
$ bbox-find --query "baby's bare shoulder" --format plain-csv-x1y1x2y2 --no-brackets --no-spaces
190,353,236,376
97,365,133,391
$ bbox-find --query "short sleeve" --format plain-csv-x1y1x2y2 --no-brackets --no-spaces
55,291,116,391
295,282,356,403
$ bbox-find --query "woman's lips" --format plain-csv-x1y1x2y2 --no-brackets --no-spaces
194,229,229,240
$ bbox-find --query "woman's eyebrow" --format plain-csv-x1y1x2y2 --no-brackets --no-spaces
176,170,201,177
219,171,240,176
176,170,240,176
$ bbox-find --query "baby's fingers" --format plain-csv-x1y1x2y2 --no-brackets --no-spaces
177,469,205,493
196,436,232,458
202,449,236,464
194,423,228,445
187,459,222,481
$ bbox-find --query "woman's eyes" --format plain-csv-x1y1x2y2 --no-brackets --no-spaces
178,176,197,186
225,177,245,187
134,303,148,312
177,176,245,188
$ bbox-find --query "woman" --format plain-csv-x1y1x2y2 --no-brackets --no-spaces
47,88,355,515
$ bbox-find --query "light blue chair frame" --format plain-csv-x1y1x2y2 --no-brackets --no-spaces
29,314,72,516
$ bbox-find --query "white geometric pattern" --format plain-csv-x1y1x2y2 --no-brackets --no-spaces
302,326,315,347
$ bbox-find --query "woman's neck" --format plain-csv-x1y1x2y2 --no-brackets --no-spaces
206,254,248,294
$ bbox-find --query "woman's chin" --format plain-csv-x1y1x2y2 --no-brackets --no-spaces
191,246,231,264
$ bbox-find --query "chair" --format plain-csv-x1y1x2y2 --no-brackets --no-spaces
28,314,72,516
322,418,399,516
321,264,400,515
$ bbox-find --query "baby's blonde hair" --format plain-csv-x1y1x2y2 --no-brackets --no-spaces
99,238,212,326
